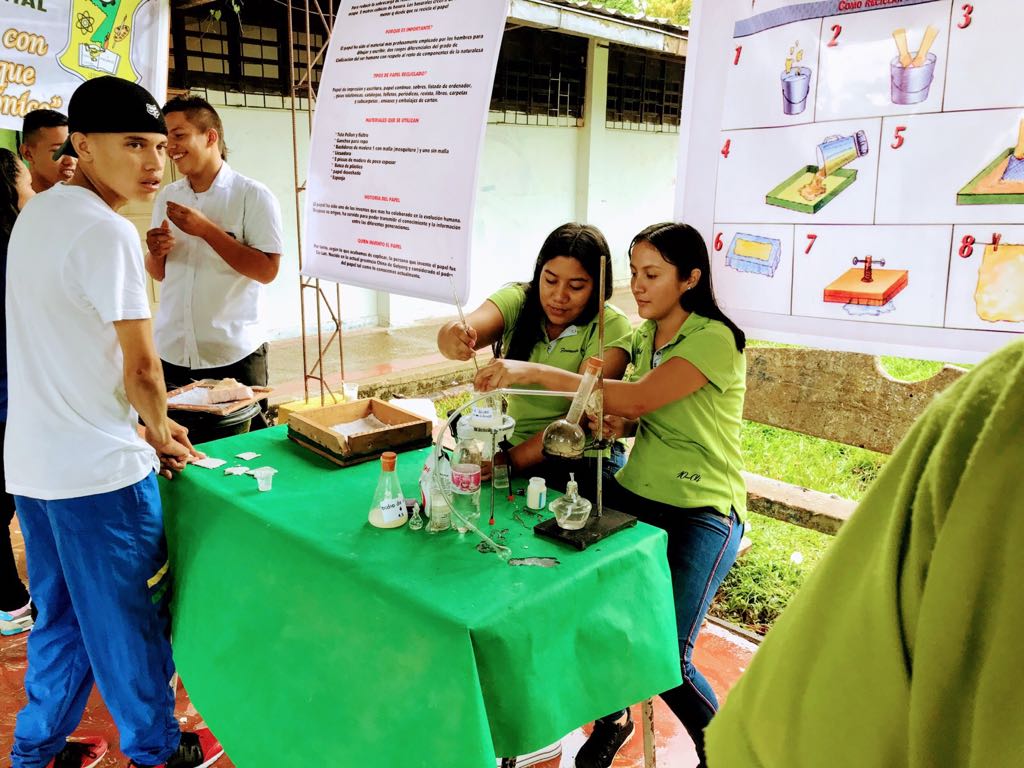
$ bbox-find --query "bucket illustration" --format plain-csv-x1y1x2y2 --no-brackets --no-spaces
781,66,811,115
816,131,870,176
890,53,937,105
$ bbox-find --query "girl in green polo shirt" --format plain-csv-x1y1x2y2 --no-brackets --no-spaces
475,222,746,768
437,223,632,498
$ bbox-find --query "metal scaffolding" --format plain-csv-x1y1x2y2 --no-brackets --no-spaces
286,0,345,405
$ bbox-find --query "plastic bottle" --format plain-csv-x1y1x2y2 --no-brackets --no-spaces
451,419,483,533
550,472,592,530
368,452,408,529
527,477,547,510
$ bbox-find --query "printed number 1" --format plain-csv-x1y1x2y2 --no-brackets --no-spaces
958,4,974,29
827,24,842,47
891,126,907,150
734,46,742,65
805,234,818,254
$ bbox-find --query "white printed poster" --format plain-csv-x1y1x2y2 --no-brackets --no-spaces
678,0,1024,363
303,0,510,304
0,0,170,131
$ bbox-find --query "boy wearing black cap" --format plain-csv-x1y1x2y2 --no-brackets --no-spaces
5,77,223,768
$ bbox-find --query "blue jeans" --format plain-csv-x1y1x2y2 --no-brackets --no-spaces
11,474,181,767
605,479,742,768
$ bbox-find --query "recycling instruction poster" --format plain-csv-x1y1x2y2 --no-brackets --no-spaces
678,0,1024,362
0,0,169,131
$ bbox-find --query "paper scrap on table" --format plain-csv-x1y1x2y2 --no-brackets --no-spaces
236,452,261,461
330,414,390,437
192,457,226,470
169,388,211,406
224,466,250,476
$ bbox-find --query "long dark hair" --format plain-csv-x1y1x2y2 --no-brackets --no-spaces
504,223,614,361
630,222,746,352
0,149,22,238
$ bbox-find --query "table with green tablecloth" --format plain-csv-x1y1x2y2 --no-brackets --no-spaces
161,426,681,768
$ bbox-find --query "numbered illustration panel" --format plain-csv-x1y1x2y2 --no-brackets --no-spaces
715,119,882,225
792,225,951,327
944,0,1024,112
711,224,795,315
815,3,952,123
875,109,1024,224
722,17,823,130
946,225,1024,332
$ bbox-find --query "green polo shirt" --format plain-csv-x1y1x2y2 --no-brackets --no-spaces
616,312,746,518
488,284,633,446
707,340,1024,768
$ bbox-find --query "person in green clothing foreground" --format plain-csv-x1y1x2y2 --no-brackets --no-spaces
437,222,632,500
705,339,1024,768
476,222,747,768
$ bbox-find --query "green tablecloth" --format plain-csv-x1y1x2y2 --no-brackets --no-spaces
161,426,680,768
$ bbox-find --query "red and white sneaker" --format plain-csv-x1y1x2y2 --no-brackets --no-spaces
46,736,109,768
127,728,224,768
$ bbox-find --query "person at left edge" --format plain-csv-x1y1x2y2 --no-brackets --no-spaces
145,96,283,423
0,150,35,638
5,76,222,768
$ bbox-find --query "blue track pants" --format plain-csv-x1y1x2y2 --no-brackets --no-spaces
11,473,180,767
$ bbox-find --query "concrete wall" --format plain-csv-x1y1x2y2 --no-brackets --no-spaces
208,74,680,338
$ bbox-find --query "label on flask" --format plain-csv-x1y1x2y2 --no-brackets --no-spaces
380,497,405,523
471,406,494,420
451,464,481,493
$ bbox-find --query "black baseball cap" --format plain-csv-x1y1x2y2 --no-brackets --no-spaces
53,76,167,160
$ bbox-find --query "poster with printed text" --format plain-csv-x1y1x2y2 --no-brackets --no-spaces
677,0,1024,363
0,0,169,131
303,0,510,304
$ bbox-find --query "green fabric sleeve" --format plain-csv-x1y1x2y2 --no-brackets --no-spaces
597,306,634,356
486,284,527,332
706,340,1024,768
664,322,738,392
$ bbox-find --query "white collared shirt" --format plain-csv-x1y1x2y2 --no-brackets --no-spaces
152,162,283,368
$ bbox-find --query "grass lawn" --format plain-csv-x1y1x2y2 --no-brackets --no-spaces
709,349,960,633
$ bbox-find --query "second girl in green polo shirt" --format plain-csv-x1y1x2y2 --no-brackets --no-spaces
474,222,746,768
436,222,632,492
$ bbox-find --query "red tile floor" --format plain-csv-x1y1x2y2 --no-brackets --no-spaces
0,521,756,768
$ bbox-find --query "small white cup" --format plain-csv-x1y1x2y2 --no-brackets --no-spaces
252,467,277,492
343,382,360,402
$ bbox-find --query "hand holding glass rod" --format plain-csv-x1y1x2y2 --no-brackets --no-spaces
449,274,480,375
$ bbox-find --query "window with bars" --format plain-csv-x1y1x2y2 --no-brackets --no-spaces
606,44,684,132
169,4,327,99
489,27,588,127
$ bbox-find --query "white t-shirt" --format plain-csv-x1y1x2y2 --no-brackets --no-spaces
4,184,158,500
152,162,283,368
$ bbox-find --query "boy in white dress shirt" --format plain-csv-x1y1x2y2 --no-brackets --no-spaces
145,96,283,420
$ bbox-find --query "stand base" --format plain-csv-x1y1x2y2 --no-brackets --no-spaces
533,507,637,551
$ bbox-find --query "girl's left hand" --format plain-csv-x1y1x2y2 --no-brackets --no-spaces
474,359,538,392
